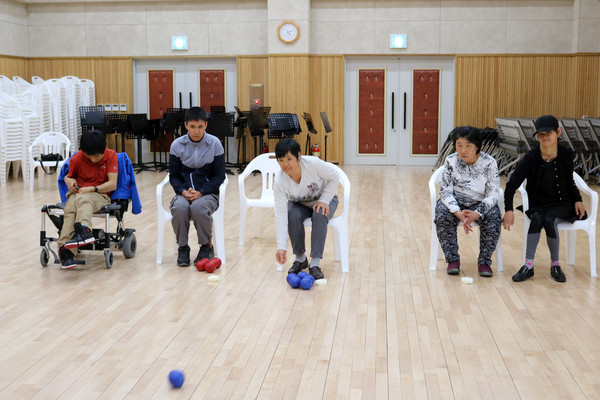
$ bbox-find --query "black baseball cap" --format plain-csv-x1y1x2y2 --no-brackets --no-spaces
534,115,559,134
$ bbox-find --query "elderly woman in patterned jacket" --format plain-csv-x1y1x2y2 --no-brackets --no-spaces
434,126,502,277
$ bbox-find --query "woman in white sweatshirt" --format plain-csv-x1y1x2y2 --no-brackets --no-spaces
274,138,339,280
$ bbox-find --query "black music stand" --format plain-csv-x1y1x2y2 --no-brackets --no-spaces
157,108,187,170
104,113,130,153
268,113,301,139
302,112,318,155
210,105,226,114
320,111,333,162
208,111,235,175
129,114,159,173
79,105,105,132
234,106,249,169
247,107,271,158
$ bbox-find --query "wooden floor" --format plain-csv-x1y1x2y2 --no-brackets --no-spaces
0,165,599,400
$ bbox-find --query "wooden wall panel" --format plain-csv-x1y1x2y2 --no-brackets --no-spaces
237,56,268,162
28,57,135,158
0,55,29,80
308,55,344,163
455,55,600,129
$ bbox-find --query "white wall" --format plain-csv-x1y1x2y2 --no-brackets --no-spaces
0,0,598,57
0,0,27,56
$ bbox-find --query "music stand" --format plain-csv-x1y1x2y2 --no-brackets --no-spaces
302,112,318,155
210,105,226,114
320,111,333,162
208,111,236,175
104,113,130,153
247,107,271,157
267,113,301,139
79,105,105,132
129,113,159,173
234,106,249,169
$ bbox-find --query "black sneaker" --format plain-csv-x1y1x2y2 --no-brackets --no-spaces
177,244,191,266
512,266,534,282
194,243,215,264
288,258,308,274
551,265,566,282
309,266,325,280
59,246,76,269
65,222,95,249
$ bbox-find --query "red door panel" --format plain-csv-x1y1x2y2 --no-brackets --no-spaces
412,69,439,154
199,70,225,111
148,70,174,152
358,69,385,154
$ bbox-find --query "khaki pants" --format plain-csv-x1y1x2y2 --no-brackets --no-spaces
58,192,111,252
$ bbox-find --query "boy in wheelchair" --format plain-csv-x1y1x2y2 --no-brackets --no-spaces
40,130,140,269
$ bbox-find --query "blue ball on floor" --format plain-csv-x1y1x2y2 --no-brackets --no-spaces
287,273,301,288
300,276,314,290
169,369,185,388
297,271,308,279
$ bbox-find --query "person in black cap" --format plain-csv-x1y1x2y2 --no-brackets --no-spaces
502,115,586,282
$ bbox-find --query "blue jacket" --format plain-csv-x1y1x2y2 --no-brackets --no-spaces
58,152,142,215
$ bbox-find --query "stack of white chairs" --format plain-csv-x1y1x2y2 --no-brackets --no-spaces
32,76,45,85
44,79,69,147
61,76,82,152
0,75,18,97
25,85,53,134
79,79,96,107
12,76,32,94
0,92,27,186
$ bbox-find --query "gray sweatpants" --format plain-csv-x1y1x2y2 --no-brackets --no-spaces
288,195,338,259
170,194,219,246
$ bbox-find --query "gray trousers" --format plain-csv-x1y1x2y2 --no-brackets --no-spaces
170,194,219,247
288,195,338,259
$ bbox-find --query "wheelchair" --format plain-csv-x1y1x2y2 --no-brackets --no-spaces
40,198,137,269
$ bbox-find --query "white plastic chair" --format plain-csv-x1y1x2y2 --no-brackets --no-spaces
518,173,598,277
238,153,280,246
275,160,352,273
28,131,71,191
429,166,504,271
156,174,228,265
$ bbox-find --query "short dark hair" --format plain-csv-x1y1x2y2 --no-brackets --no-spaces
452,126,482,154
275,138,301,159
185,107,208,123
79,130,106,155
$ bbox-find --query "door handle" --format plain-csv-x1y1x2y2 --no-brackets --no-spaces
189,92,192,108
403,92,407,130
178,92,182,108
391,92,395,130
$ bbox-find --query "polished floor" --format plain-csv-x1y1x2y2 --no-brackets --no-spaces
0,164,599,399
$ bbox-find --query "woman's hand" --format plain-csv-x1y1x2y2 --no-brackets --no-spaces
502,210,514,230
574,201,586,219
276,249,287,265
313,201,330,216
453,210,473,234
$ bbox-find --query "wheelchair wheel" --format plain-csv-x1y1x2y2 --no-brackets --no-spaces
40,249,49,267
122,234,137,259
104,250,114,269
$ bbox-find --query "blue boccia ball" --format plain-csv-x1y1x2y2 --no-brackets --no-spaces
300,276,314,290
297,271,308,279
286,273,301,288
169,369,185,388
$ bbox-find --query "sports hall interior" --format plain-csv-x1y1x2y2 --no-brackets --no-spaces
1,0,600,398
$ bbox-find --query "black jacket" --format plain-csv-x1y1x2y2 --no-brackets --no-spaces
504,144,582,212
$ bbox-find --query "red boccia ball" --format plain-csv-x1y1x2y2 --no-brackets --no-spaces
212,258,222,269
196,258,209,271
205,259,217,273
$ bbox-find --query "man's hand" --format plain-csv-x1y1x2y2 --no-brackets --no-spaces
276,249,287,265
77,186,95,194
313,201,330,216
65,177,79,194
502,210,515,230
182,188,203,202
575,201,586,219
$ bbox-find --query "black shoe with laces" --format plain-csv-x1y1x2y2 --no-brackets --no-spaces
59,246,76,269
177,244,191,266
65,222,95,249
551,265,566,282
309,266,325,280
512,265,534,282
194,243,215,264
288,258,308,274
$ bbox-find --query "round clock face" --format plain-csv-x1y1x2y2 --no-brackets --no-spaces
278,21,299,44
